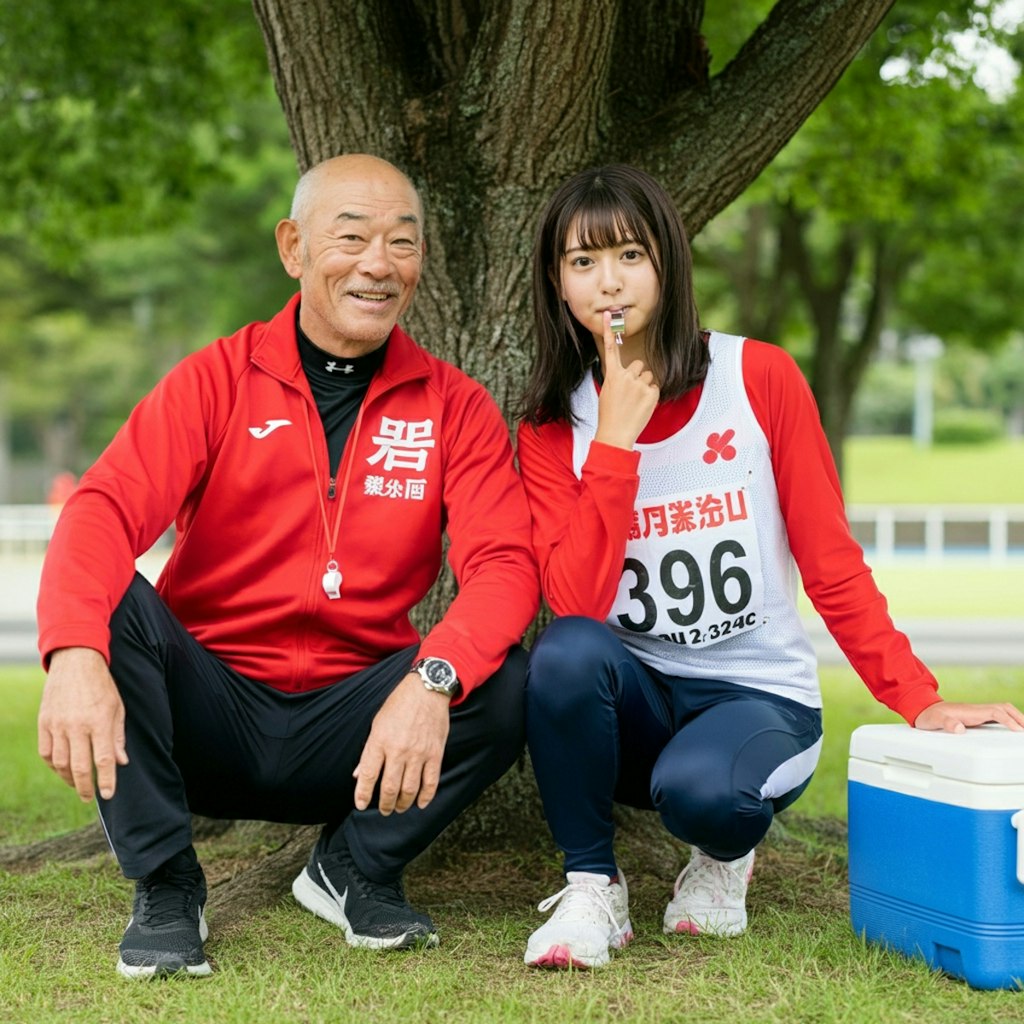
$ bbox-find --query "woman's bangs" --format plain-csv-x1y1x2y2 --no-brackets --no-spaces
561,199,651,255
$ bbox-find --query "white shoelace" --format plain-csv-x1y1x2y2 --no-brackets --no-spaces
673,851,752,901
537,877,621,928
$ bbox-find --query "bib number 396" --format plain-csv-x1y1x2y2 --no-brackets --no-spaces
615,539,762,647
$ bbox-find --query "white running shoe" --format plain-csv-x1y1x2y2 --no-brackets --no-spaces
524,871,633,969
663,847,755,937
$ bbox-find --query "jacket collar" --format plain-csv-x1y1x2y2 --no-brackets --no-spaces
251,292,433,395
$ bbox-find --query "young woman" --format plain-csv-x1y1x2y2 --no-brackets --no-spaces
515,164,1023,970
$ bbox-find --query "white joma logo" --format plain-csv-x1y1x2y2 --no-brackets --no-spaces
248,419,292,439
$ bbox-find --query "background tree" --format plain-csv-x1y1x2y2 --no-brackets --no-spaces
0,0,898,519
695,0,1024,475
0,6,297,499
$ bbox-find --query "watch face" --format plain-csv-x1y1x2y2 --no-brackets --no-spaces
425,660,455,686
418,658,457,693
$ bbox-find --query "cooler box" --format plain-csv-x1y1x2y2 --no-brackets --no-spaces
848,723,1024,990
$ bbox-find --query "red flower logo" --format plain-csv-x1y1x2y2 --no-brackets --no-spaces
703,429,737,464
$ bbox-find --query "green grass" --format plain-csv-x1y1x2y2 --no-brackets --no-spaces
843,436,1024,505
798,562,1024,619
3,437,1021,1019
0,667,97,844
4,667,1024,1023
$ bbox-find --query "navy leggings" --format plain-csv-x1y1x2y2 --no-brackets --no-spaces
526,617,823,874
99,574,526,881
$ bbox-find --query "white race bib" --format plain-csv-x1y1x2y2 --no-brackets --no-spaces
610,484,765,648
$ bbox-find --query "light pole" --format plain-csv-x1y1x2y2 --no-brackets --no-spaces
906,334,944,448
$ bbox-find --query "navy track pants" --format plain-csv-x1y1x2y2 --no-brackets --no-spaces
526,616,823,873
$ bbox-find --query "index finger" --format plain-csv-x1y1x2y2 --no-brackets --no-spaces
602,310,624,369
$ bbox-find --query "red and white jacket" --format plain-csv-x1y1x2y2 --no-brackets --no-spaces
38,293,540,698
516,337,941,726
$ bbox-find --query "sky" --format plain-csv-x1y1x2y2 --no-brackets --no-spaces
882,0,1023,99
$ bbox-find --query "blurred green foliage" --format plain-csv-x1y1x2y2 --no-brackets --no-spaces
1,1,1022,492
0,0,272,258
696,0,1024,468
932,406,1006,444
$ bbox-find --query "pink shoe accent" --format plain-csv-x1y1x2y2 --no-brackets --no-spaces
531,944,590,969
674,921,701,935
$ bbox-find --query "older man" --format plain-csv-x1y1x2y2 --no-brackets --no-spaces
36,154,539,976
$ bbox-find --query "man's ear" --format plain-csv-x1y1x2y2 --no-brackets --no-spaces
275,219,303,280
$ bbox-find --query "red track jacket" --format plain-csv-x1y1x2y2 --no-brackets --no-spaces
38,294,539,696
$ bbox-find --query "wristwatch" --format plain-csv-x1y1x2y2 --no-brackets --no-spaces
413,657,460,698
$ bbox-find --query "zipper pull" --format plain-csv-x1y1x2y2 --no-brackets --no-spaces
327,477,336,500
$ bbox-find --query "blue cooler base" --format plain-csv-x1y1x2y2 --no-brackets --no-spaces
849,781,1024,991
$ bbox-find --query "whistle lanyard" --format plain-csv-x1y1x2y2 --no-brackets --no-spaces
303,400,367,599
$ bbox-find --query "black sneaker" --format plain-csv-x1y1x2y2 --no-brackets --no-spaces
117,847,212,978
291,830,438,949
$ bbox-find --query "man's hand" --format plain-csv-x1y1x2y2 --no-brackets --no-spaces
37,647,128,802
353,672,451,815
914,700,1024,734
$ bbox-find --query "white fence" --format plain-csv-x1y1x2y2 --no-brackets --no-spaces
0,505,55,553
3,503,1023,563
847,505,1024,564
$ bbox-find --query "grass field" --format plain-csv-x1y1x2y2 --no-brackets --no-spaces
4,666,1024,1023
843,437,1024,505
798,561,1024,619
2,436,1022,1020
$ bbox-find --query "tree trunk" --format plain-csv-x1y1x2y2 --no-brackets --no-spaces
781,205,908,481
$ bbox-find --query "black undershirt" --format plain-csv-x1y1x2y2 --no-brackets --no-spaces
296,320,387,478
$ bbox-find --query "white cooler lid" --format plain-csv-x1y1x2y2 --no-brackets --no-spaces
850,723,1024,785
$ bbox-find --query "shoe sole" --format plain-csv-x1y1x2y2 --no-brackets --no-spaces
117,959,214,978
665,915,747,937
117,913,212,978
527,944,604,969
292,868,439,951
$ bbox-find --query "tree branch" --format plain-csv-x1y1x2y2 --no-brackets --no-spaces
632,0,896,233
611,0,709,121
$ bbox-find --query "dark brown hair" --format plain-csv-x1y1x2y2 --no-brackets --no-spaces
519,164,707,424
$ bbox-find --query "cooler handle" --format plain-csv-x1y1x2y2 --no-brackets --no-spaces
1013,810,1024,885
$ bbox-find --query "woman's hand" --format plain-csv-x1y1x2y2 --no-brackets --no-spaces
914,700,1024,733
593,311,660,450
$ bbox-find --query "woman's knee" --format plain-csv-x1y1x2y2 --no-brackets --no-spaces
651,759,769,856
527,616,622,712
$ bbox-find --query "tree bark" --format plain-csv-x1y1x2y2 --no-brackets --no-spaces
779,204,910,479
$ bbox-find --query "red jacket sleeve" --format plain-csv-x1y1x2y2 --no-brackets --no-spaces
36,351,223,666
516,418,639,619
515,343,942,726
742,340,941,724
417,382,540,696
